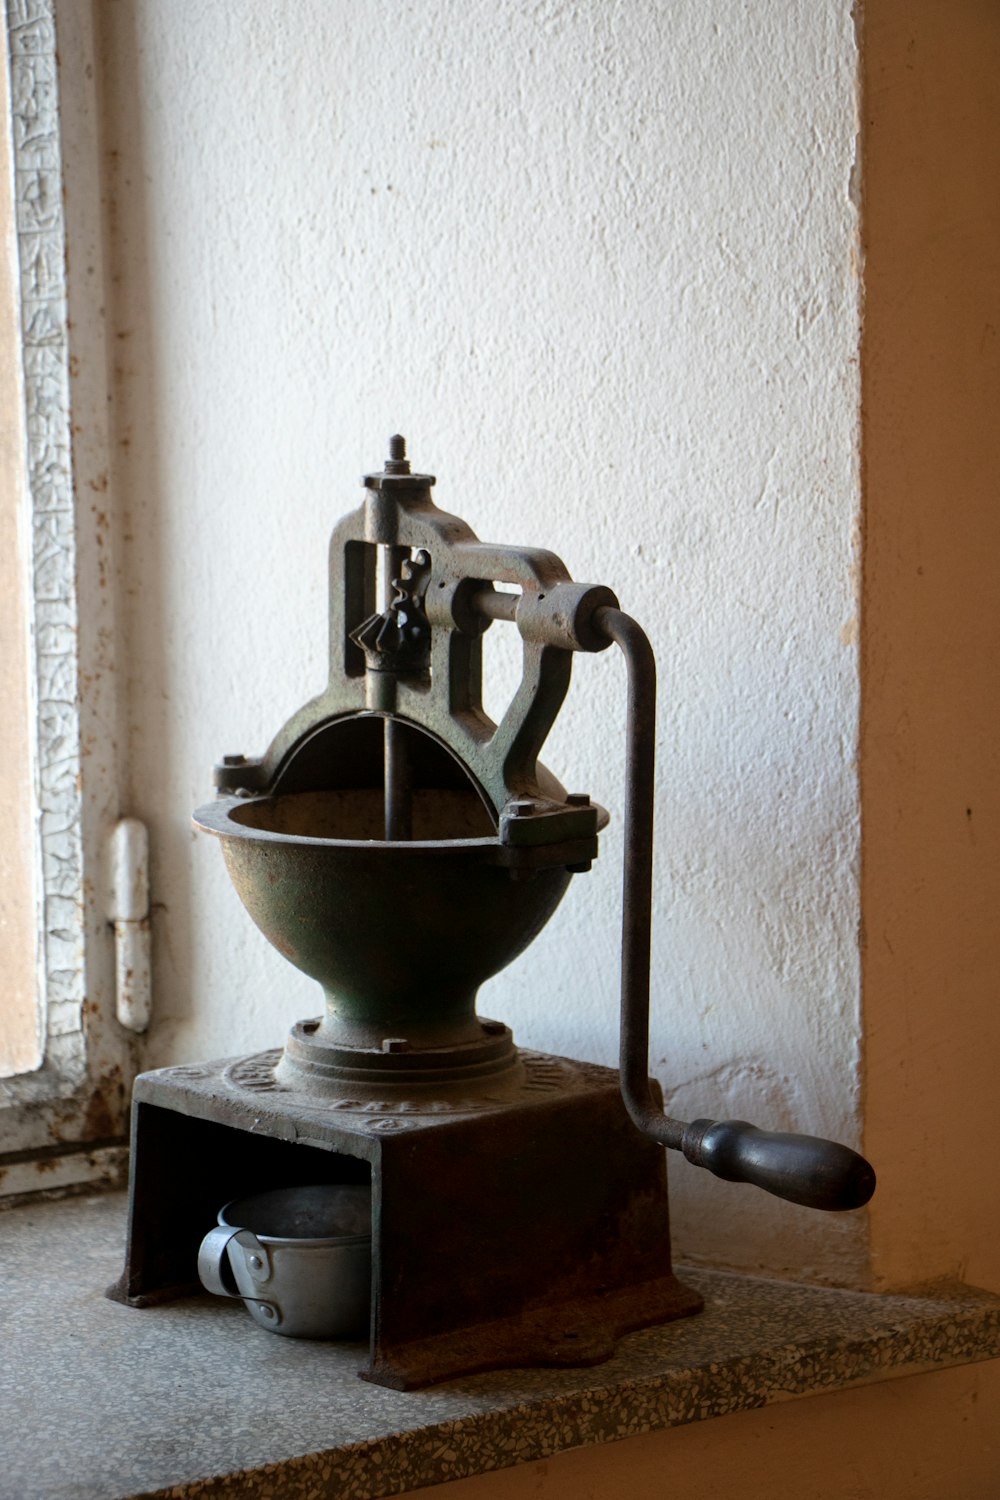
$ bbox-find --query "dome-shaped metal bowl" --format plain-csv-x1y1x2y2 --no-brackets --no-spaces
194,787,573,1059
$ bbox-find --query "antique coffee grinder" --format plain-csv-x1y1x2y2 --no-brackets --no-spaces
111,438,875,1390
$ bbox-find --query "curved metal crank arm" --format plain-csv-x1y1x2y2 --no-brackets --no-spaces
592,605,876,1214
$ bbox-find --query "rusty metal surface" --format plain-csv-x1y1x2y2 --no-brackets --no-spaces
119,435,872,1403
212,437,617,823
195,440,613,1109
196,795,574,1055
368,1069,700,1388
111,1052,700,1388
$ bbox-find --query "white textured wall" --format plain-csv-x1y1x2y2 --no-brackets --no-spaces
98,0,863,1280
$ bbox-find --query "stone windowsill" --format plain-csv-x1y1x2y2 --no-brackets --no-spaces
4,1190,999,1500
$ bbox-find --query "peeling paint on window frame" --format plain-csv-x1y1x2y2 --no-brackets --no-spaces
1,0,132,1200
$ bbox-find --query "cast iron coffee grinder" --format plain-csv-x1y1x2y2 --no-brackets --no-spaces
111,437,875,1390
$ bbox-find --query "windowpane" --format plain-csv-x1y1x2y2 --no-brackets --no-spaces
0,14,39,1077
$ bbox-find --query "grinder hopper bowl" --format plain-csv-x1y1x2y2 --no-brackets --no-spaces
110,437,875,1391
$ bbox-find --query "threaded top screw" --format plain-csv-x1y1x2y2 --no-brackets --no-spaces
385,434,411,474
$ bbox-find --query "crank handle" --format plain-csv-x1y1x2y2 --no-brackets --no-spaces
680,1117,876,1212
594,602,878,1216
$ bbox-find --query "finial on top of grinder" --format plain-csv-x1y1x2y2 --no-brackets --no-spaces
385,434,411,474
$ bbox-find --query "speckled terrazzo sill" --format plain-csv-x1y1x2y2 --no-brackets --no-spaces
3,1192,998,1500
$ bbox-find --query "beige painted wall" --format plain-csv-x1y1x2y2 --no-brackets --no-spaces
860,0,1000,1294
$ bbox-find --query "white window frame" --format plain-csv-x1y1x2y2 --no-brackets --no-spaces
1,0,133,1199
